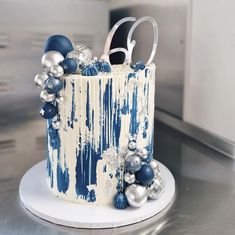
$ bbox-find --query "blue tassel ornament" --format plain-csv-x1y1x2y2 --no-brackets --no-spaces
113,192,129,209
99,61,111,73
81,64,98,76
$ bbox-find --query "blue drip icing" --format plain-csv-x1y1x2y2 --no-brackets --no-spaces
121,93,129,115
130,86,139,135
75,142,101,200
145,68,149,78
113,102,121,148
68,82,75,128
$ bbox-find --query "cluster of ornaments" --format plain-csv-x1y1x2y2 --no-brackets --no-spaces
34,35,111,125
113,137,165,209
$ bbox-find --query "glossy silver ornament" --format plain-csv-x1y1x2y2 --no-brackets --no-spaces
50,65,64,77
34,72,49,88
128,141,137,151
52,121,61,129
149,159,160,174
124,172,135,184
66,45,92,73
40,89,55,103
125,155,142,173
56,96,64,104
41,51,64,71
137,148,148,160
125,184,148,207
148,177,164,200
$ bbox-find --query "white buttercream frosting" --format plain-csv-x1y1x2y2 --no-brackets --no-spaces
47,63,156,206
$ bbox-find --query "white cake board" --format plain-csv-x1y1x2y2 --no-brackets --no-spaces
19,160,175,229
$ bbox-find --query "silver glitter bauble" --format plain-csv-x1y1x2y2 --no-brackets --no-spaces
40,89,55,103
52,121,61,129
125,155,142,173
128,141,137,151
41,51,64,71
125,184,148,207
50,65,64,77
149,159,160,174
34,72,49,88
66,45,92,73
137,148,148,160
148,178,164,200
124,172,136,184
56,96,64,104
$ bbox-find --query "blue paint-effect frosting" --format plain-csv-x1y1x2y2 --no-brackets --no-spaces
130,86,139,135
68,82,75,128
128,73,136,80
75,142,102,200
113,102,121,148
88,189,96,202
56,162,70,193
86,82,91,130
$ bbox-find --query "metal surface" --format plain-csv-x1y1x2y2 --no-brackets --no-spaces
156,110,235,158
110,1,188,118
1,122,235,234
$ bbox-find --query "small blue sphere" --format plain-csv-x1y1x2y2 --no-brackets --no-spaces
44,35,73,57
45,76,63,94
61,58,77,74
135,164,154,186
40,103,57,119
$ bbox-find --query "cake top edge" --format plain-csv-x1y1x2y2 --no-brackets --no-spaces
62,63,156,79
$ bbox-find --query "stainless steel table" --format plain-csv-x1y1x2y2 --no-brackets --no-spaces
1,121,235,235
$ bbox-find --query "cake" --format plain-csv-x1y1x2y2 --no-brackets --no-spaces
34,16,164,209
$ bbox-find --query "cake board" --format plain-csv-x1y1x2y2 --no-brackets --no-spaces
19,160,175,229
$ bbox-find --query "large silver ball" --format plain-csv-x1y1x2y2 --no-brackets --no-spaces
56,96,64,104
66,45,92,73
52,121,61,129
50,65,64,77
34,72,49,88
124,172,135,184
125,184,148,207
125,155,142,173
149,159,160,175
128,141,137,151
40,89,55,103
148,178,164,200
137,148,149,160
41,51,64,71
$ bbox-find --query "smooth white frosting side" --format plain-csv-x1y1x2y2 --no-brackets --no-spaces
47,64,156,206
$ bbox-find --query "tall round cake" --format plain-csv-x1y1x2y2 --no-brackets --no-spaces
47,64,156,206
34,16,164,210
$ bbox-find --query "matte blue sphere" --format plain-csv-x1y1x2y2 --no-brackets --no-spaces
61,58,77,74
45,76,63,94
44,35,73,57
135,164,154,186
40,103,57,119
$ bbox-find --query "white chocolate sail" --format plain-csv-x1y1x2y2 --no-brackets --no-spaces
46,64,156,206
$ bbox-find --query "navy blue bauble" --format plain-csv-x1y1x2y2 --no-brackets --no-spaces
40,103,57,119
113,192,129,209
135,164,154,186
45,76,63,94
61,58,77,74
44,35,73,57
